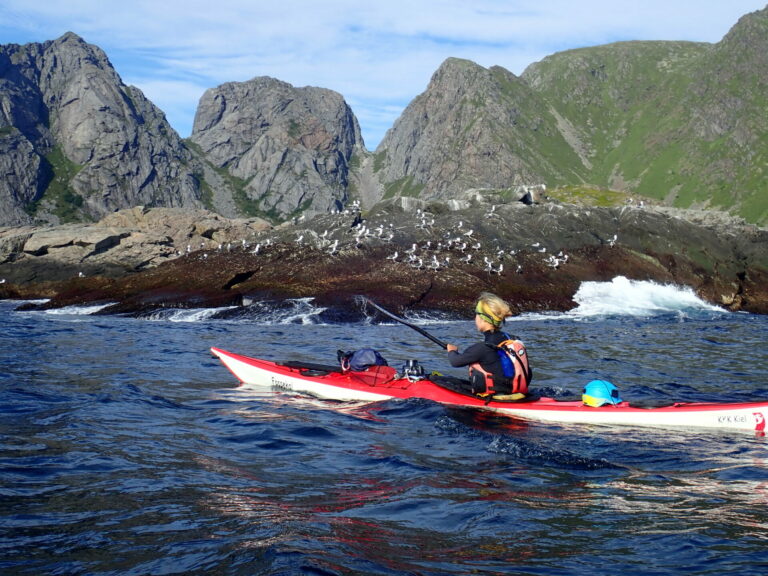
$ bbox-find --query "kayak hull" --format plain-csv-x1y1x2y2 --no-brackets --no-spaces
211,347,768,432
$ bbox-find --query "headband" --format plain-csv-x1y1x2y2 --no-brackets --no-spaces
475,301,502,327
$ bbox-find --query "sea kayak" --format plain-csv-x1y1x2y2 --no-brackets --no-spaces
211,347,768,432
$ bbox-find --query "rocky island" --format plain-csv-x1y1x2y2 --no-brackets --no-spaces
1,7,768,318
1,190,766,319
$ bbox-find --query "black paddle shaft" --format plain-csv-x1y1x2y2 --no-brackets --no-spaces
362,298,449,350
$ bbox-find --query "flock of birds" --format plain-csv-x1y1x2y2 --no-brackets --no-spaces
171,200,623,281
3,199,625,283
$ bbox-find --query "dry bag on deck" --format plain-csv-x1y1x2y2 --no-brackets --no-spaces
338,348,389,372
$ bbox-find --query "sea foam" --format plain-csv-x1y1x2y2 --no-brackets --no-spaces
567,276,724,318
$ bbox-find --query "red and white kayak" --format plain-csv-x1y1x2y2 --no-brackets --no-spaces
211,347,768,433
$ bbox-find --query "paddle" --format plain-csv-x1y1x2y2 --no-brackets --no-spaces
357,296,449,350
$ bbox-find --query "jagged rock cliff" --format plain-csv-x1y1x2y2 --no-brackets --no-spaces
1,8,768,230
371,6,768,223
0,33,368,226
0,32,205,225
373,58,588,201
191,77,365,219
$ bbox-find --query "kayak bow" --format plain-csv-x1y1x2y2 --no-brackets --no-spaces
211,347,768,433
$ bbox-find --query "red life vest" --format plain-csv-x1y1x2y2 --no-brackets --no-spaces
469,338,531,396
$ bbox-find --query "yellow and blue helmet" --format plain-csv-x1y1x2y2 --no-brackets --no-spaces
582,380,622,407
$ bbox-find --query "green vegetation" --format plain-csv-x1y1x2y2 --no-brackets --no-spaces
281,199,313,222
287,119,301,140
382,175,423,200
517,27,768,225
372,150,387,173
229,178,262,218
10,11,768,227
347,151,362,171
26,146,86,223
546,185,640,207
196,173,215,211
204,160,265,219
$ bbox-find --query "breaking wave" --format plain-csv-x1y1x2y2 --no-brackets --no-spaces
42,303,117,315
566,276,724,318
209,297,329,325
4,276,726,325
143,307,239,322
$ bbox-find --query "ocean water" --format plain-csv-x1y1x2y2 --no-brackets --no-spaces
2,277,767,576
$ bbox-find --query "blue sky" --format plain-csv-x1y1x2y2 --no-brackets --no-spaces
1,1,765,149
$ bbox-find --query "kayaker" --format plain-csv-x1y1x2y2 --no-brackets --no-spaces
446,292,530,397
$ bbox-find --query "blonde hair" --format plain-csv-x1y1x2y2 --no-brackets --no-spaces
475,292,512,327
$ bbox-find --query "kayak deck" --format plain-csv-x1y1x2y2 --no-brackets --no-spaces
210,347,768,432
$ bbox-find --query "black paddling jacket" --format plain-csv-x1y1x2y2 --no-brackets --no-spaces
447,330,508,379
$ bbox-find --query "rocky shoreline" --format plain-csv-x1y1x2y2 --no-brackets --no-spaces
1,198,767,318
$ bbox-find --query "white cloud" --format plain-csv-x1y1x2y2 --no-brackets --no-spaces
1,0,765,147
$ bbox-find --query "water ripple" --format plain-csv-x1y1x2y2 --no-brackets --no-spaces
1,300,767,575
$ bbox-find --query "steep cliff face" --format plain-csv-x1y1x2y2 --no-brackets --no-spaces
370,7,768,222
0,33,206,225
190,77,365,219
0,38,54,225
1,6,767,227
373,58,589,202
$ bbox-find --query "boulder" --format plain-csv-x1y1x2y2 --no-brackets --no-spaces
0,206,271,284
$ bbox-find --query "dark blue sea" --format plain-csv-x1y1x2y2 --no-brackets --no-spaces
2,277,768,576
